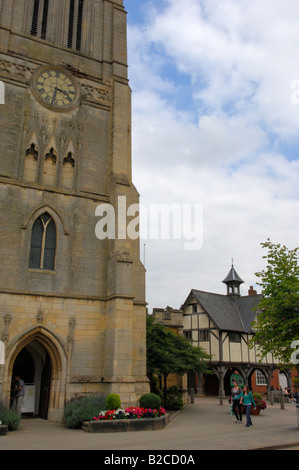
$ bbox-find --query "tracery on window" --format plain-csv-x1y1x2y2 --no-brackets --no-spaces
29,213,56,271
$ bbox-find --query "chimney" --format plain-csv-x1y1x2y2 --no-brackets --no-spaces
248,286,257,296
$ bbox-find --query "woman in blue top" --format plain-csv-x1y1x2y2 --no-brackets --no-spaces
235,385,256,427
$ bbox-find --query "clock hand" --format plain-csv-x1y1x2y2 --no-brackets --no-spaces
48,83,68,95
56,87,69,96
51,87,58,105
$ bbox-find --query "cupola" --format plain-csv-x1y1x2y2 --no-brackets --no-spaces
222,263,244,298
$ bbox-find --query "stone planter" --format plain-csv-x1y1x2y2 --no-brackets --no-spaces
82,413,169,433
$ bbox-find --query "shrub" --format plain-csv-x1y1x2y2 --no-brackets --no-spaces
0,402,20,431
149,375,163,399
105,393,121,411
164,386,184,410
64,395,106,429
139,393,161,410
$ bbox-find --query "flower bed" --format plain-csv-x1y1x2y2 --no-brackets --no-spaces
83,407,168,433
93,406,166,421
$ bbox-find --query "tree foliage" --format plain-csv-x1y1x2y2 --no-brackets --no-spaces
250,239,299,365
146,315,212,399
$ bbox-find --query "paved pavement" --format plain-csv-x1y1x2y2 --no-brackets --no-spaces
0,397,298,451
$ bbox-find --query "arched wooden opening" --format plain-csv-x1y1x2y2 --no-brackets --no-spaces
5,327,67,421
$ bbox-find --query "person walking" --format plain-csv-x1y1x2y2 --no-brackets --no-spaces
231,380,242,423
235,385,256,427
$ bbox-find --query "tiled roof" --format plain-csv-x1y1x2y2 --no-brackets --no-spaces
183,289,262,333
222,265,244,285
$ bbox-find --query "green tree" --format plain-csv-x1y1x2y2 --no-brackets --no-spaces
250,239,299,365
146,315,212,403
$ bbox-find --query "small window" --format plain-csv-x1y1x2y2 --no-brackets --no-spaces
67,0,75,48
199,330,210,341
40,0,49,40
76,0,84,51
229,332,241,343
30,0,49,40
256,370,267,386
184,331,192,340
29,213,56,270
31,0,40,36
67,0,84,51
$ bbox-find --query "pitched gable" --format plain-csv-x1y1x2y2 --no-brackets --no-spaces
183,289,262,333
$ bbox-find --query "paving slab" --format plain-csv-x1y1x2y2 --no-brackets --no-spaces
0,397,298,451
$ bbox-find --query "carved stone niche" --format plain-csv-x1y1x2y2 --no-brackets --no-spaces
43,147,57,187
62,152,76,191
24,143,39,183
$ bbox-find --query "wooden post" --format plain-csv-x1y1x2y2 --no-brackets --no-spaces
269,391,274,405
280,392,285,410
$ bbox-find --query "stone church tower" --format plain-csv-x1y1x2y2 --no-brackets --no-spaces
0,0,149,421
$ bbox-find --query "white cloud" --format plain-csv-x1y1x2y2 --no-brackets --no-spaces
127,0,299,312
145,0,299,132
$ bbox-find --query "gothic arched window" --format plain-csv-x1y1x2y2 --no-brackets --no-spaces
29,213,56,270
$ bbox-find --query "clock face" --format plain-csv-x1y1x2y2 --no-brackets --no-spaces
31,66,80,112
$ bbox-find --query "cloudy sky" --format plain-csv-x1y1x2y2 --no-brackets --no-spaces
124,0,299,313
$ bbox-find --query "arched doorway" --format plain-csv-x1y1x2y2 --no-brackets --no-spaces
5,327,67,422
12,341,52,419
279,371,288,389
203,372,219,395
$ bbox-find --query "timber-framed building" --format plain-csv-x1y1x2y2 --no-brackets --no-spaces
154,265,296,397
